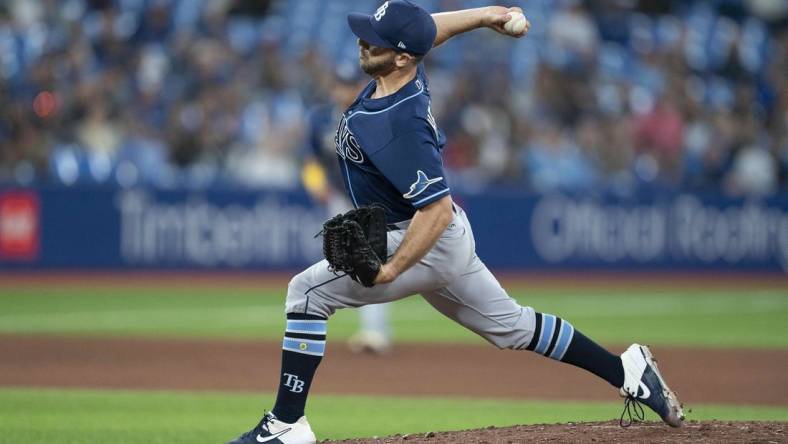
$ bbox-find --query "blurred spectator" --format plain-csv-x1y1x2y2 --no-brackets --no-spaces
0,0,785,198
729,143,778,195
547,0,599,70
523,120,597,192
633,91,685,182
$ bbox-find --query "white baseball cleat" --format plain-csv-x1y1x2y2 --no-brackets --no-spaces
226,412,316,444
619,344,685,427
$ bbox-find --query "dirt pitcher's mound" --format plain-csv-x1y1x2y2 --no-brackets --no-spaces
324,420,786,443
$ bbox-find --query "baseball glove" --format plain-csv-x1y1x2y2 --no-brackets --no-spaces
317,205,387,287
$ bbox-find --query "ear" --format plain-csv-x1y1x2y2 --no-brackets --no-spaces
395,52,414,68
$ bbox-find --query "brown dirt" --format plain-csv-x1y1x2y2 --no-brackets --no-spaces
3,334,787,443
2,335,787,406
324,421,787,443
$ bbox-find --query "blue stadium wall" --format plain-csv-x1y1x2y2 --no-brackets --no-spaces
1,187,787,272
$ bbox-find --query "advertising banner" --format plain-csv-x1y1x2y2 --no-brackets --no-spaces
1,187,786,272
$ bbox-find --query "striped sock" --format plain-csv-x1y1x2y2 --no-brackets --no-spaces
526,313,575,361
272,314,327,423
527,312,623,388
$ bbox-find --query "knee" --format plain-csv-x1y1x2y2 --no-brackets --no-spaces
285,270,335,319
285,271,319,315
486,336,517,350
287,272,308,296
483,307,537,351
487,334,530,350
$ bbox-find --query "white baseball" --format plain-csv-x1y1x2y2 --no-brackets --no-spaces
504,11,528,35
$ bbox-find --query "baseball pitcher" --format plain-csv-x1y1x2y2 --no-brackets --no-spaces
227,2,684,443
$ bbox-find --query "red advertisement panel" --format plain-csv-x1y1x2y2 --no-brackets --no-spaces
0,191,40,261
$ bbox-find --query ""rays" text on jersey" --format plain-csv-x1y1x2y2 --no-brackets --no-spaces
335,115,365,164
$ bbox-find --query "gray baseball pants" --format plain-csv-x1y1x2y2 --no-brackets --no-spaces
286,205,538,350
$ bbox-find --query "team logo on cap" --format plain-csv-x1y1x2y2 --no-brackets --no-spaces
374,1,389,21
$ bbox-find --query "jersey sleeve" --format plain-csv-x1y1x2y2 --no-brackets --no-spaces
367,129,450,209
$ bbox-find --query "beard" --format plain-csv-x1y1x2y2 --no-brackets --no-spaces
360,51,397,77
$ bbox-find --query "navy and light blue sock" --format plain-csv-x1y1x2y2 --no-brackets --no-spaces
528,312,624,388
272,314,327,423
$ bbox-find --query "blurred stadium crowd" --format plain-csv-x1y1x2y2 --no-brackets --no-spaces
1,0,787,196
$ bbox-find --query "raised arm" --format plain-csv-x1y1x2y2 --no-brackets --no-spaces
431,6,529,48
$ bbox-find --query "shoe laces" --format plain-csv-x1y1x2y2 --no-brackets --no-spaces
619,395,645,428
240,412,275,439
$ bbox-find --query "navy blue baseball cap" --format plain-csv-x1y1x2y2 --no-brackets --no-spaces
347,0,437,56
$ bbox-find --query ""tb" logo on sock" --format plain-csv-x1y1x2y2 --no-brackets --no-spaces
283,373,305,393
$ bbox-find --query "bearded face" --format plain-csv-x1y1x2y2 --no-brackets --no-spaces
358,39,398,77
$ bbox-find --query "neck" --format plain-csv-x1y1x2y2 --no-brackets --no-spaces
371,65,417,99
